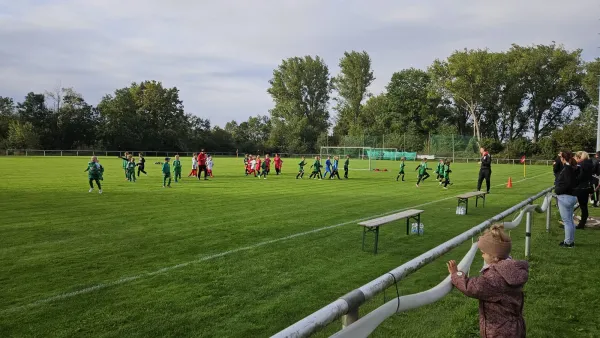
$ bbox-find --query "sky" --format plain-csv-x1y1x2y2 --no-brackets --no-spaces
0,0,598,127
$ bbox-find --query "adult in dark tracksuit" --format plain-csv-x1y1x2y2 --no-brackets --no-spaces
592,152,600,208
477,147,492,193
573,152,593,229
137,153,147,176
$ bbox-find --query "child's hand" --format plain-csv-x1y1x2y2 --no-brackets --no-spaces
447,260,459,274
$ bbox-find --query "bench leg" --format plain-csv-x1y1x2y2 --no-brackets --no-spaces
483,194,486,208
476,196,478,208
362,227,366,251
417,214,421,236
374,227,379,254
406,218,410,236
466,199,469,215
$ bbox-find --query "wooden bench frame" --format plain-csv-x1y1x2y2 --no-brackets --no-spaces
358,209,424,254
457,191,487,215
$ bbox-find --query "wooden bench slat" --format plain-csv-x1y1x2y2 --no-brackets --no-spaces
359,209,424,227
456,191,487,199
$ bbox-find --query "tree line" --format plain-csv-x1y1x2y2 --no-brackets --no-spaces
1,43,599,157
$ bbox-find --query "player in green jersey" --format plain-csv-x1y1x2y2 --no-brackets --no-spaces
126,157,137,182
84,156,102,194
415,158,432,187
442,159,453,189
173,155,182,182
396,157,406,181
162,157,172,188
309,156,322,179
120,152,130,180
435,159,444,182
296,157,307,179
344,155,350,179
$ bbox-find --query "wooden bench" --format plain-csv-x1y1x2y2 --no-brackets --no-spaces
358,209,424,254
456,191,487,215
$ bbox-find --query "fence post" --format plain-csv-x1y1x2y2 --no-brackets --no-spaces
44,150,46,156
26,150,28,156
525,210,532,258
77,151,79,156
546,194,552,233
342,307,359,329
105,151,108,157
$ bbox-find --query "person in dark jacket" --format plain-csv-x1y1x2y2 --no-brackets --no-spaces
552,152,563,184
477,147,492,193
555,151,578,248
573,151,594,229
448,224,528,338
592,152,600,208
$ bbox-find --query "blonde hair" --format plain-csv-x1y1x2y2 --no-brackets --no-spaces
575,151,589,160
488,224,511,242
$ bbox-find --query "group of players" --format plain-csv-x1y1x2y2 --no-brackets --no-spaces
243,153,283,179
395,157,453,189
84,150,461,193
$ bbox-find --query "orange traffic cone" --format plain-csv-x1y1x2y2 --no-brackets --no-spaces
507,177,513,188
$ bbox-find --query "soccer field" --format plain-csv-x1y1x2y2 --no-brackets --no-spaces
1,156,598,337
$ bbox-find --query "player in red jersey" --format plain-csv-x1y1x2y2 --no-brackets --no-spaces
255,155,262,178
274,153,283,175
197,150,208,180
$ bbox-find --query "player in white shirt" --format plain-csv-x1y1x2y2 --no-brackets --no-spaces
250,158,257,177
207,155,214,178
188,153,198,177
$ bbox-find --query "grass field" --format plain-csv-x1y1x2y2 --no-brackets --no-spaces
1,156,599,338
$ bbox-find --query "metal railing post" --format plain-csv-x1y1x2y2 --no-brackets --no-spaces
525,210,532,258
546,194,552,233
342,307,359,329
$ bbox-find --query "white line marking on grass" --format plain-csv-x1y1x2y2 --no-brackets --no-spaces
2,172,550,313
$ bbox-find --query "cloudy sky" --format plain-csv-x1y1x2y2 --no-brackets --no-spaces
0,0,598,126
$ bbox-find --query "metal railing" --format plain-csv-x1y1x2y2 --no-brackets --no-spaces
273,187,553,338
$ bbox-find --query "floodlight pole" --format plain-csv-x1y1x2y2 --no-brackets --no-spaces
596,76,600,152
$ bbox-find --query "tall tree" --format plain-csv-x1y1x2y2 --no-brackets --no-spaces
16,92,58,148
267,55,332,153
97,81,190,150
583,58,600,107
332,51,375,135
0,97,16,145
56,88,98,149
429,49,504,142
508,43,587,142
386,68,448,135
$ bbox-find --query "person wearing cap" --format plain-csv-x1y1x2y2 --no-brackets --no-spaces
162,157,172,188
447,224,528,338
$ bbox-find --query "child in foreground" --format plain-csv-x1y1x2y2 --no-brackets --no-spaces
162,157,172,188
85,156,103,194
447,224,528,338
173,155,182,182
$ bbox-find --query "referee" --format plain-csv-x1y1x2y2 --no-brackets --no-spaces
477,147,492,194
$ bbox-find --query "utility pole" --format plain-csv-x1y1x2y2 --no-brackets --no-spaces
597,76,600,152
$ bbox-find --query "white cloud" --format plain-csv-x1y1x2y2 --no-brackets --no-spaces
0,0,598,126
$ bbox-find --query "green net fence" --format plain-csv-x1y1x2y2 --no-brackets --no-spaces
326,134,479,159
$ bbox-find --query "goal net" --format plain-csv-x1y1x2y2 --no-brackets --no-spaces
320,147,373,171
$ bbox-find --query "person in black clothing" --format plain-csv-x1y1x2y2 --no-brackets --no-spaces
555,151,578,248
592,152,600,208
476,147,492,193
552,152,563,184
573,151,594,229
137,153,147,176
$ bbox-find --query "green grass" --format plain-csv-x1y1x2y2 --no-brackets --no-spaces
0,156,598,338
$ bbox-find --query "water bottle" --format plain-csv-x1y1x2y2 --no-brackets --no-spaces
419,223,424,235
456,206,460,215
411,223,418,234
